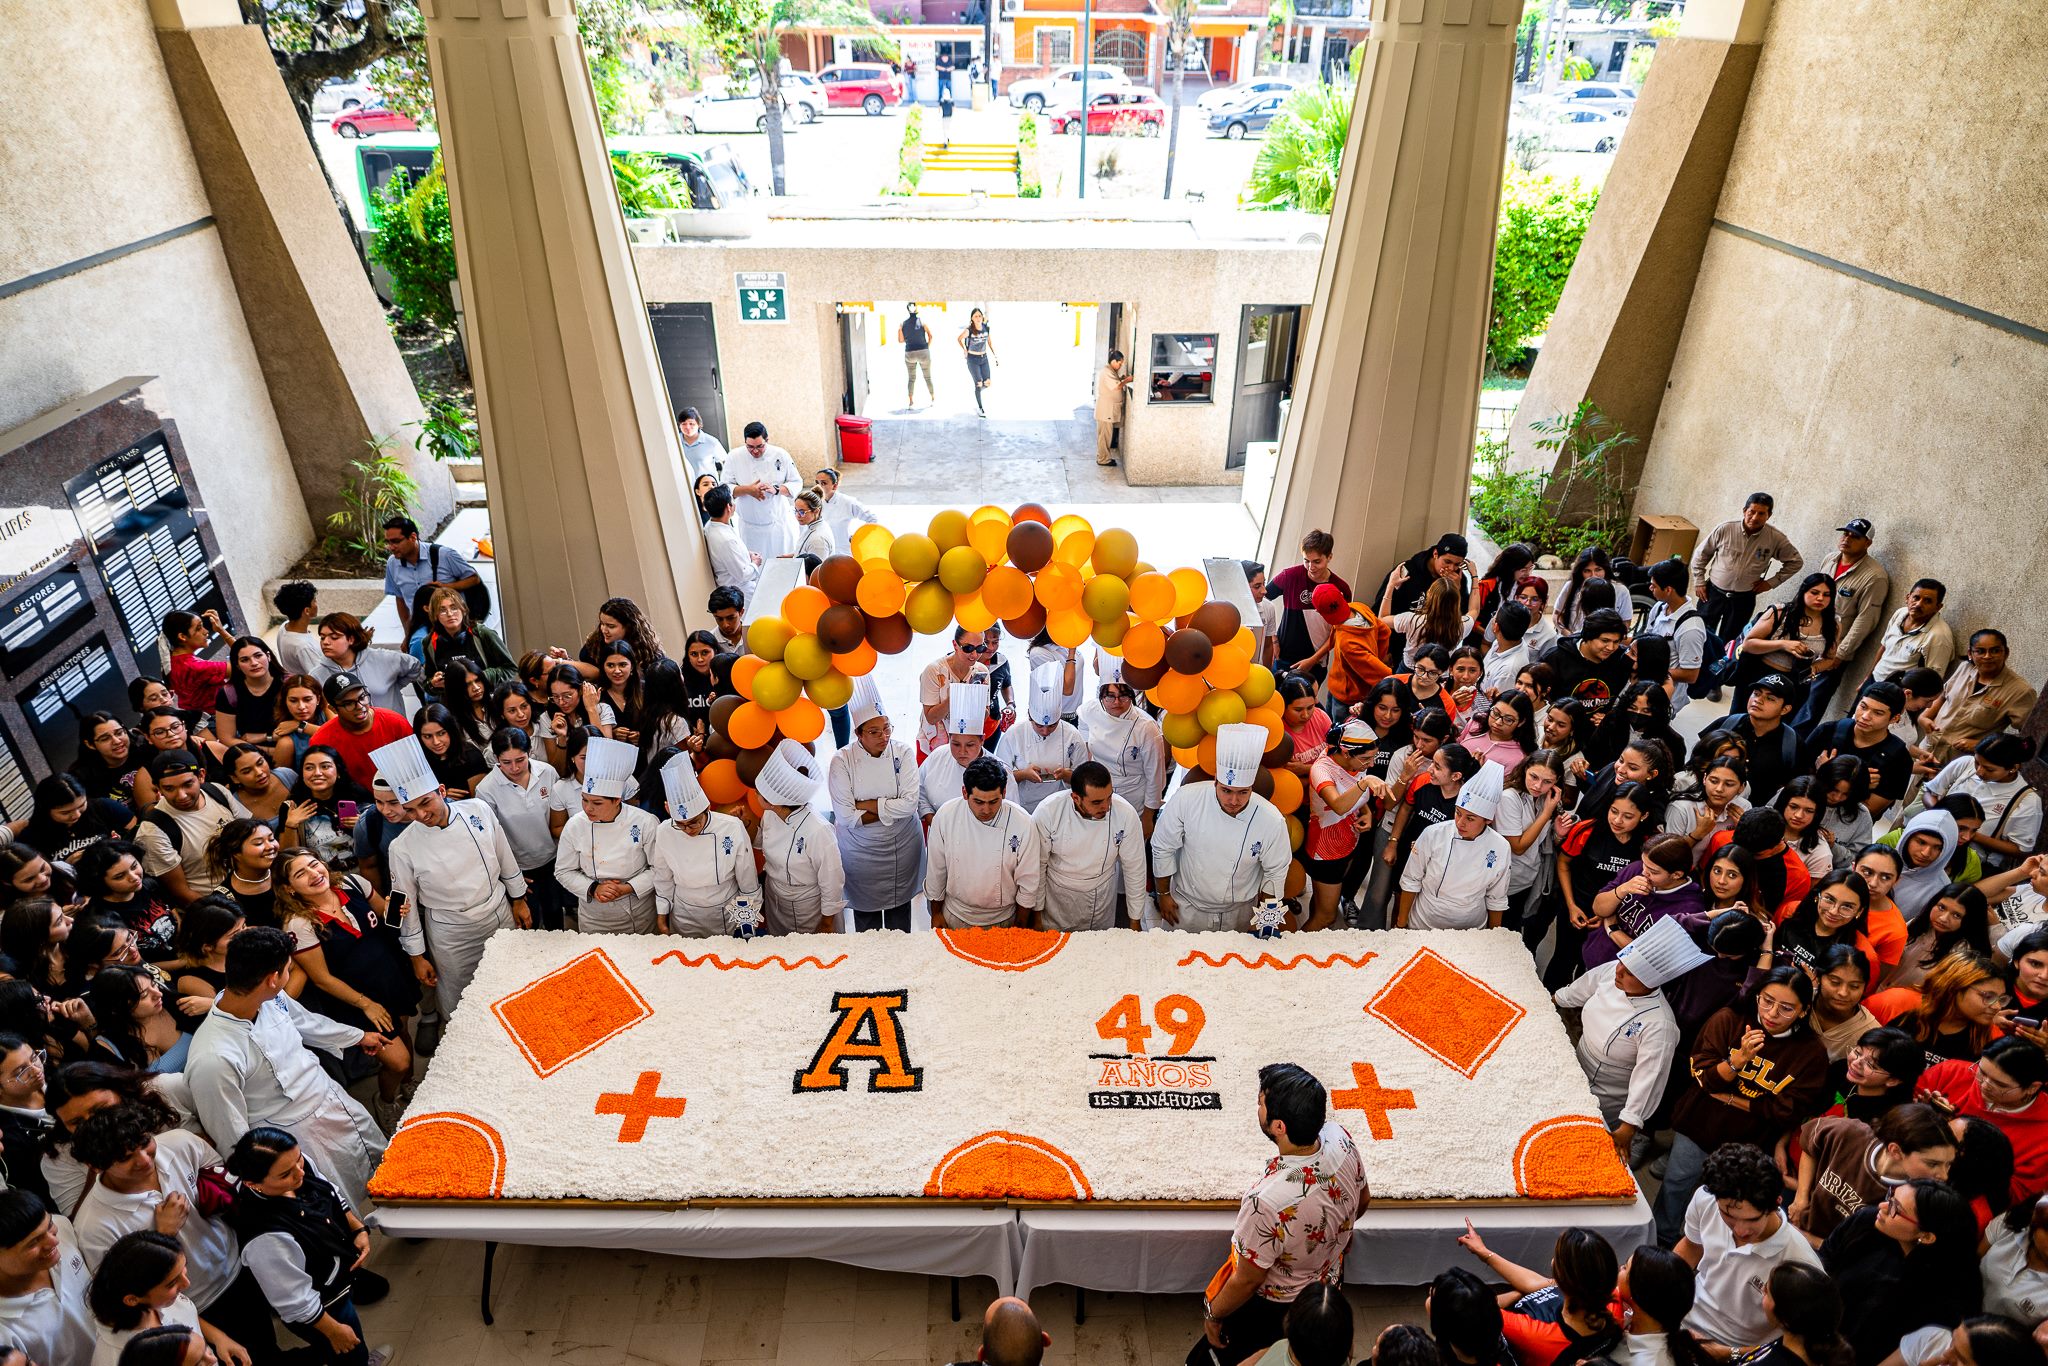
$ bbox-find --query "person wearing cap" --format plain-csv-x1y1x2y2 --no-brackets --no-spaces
131,750,238,905
1150,724,1292,932
1317,586,1395,712
381,735,532,1017
1396,761,1512,930
307,672,414,791
351,775,411,897
754,741,845,935
827,678,925,933
701,484,761,606
1372,532,1471,668
1267,530,1354,680
925,756,1040,929
554,736,662,935
997,666,1088,813
919,682,1018,820
1700,674,1803,806
650,753,759,936
1077,663,1168,835
1787,519,1890,735
1687,492,1806,657
1552,917,1695,1161
1029,761,1149,932
1304,721,1393,930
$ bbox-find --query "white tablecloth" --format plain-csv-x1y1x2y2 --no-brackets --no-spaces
1013,1196,1656,1299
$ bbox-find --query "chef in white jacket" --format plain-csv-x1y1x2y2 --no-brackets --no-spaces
1078,663,1168,833
926,755,1042,928
651,753,759,936
755,740,845,935
702,485,760,606
1031,760,1149,931
726,422,803,560
998,665,1089,812
1150,724,1292,932
919,681,1018,816
555,736,662,934
185,926,389,1208
1397,760,1513,930
379,735,531,1018
828,677,926,933
1552,916,1701,1158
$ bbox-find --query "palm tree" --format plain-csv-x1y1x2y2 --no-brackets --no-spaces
1243,82,1353,213
1159,0,1195,199
701,0,897,195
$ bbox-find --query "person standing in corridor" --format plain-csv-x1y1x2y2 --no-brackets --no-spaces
1095,349,1134,468
900,305,936,409
938,75,956,144
958,308,998,417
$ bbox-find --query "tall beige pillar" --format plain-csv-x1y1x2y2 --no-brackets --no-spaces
418,0,709,653
1260,0,1520,593
1507,0,1774,483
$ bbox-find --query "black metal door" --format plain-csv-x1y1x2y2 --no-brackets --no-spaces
1226,304,1299,470
647,303,728,446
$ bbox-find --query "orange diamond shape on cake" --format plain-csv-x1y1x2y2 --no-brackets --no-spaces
493,948,653,1077
1364,947,1525,1079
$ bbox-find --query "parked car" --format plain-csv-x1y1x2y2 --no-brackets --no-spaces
816,63,904,114
1048,89,1165,135
1195,77,1294,115
779,74,827,123
677,88,801,135
1006,64,1128,114
1542,106,1626,152
313,80,378,118
330,103,418,139
1206,91,1289,139
1552,81,1637,109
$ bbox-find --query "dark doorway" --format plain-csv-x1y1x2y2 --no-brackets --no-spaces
1226,304,1300,470
840,310,870,415
647,303,728,445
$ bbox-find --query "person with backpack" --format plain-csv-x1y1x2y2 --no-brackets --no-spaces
899,305,936,408
1643,559,1716,710
380,515,484,641
1700,674,1804,806
130,753,237,906
1800,680,1915,819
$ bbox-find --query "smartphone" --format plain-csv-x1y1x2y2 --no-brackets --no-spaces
387,892,408,919
337,800,359,821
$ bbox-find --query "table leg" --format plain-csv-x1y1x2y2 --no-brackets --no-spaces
1075,1286,1086,1326
950,1275,961,1322
481,1240,498,1325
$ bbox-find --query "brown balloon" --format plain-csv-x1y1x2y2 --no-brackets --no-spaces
1001,601,1047,639
1189,601,1242,646
703,731,739,762
1262,740,1291,768
1164,628,1214,675
1252,766,1276,799
1122,657,1170,690
1006,520,1055,572
735,743,774,788
709,694,745,737
816,604,867,653
864,611,913,655
1182,765,1213,785
815,554,864,605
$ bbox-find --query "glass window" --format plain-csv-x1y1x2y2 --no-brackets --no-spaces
1038,30,1074,67
1147,333,1218,405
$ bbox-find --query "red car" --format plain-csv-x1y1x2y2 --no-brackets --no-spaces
1050,90,1165,136
332,104,419,139
815,63,904,115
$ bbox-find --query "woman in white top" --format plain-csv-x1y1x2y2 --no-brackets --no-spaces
1919,733,2043,873
814,467,877,547
1378,569,1469,669
475,728,565,929
1495,750,1563,944
1661,756,1750,864
1615,1246,1709,1366
790,487,838,562
0,1193,96,1366
1076,675,1167,832
827,680,925,932
1980,1197,2048,1327
84,1231,211,1366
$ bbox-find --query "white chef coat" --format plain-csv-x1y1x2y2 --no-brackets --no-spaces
73,1130,241,1312
759,806,846,934
793,518,838,562
918,746,1018,817
995,720,1088,812
0,1214,93,1366
475,759,562,871
555,804,663,934
926,798,1042,927
705,518,758,604
1032,791,1148,931
1552,962,1679,1130
828,739,925,913
1399,821,1512,929
1078,700,1168,812
186,995,387,1209
1149,784,1291,931
650,813,758,936
823,488,877,545
389,798,525,1016
726,443,802,560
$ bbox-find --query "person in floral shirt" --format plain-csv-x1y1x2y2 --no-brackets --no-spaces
1192,1063,1371,1365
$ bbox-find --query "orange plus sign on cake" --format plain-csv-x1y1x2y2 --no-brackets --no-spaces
1365,947,1526,1079
491,947,654,1078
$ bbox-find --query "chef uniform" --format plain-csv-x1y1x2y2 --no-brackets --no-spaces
996,666,1089,812
755,740,846,935
1399,761,1513,930
1149,724,1291,932
650,754,759,936
1078,662,1169,820
378,736,525,1018
793,516,837,562
705,514,758,605
555,736,662,935
926,782,1042,929
186,991,388,1208
828,677,926,931
726,438,802,560
918,682,1018,816
1031,783,1149,931
1552,916,1702,1134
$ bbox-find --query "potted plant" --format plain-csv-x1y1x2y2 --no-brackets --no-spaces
612,153,686,245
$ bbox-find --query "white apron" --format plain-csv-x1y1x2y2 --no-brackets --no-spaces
760,806,844,934
557,808,661,935
652,813,758,936
829,742,926,912
1033,792,1147,931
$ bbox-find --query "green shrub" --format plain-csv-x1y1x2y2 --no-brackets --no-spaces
1245,83,1352,213
367,160,457,325
1562,55,1597,80
1489,171,1599,366
1468,402,1634,559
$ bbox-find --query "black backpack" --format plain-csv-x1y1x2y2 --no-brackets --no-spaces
143,784,233,851
1674,605,1735,690
430,543,492,623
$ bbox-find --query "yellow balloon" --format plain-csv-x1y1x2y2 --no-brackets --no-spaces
746,617,793,662
1091,613,1131,648
967,516,1011,564
1091,527,1139,579
928,509,971,553
751,661,803,712
1133,560,1156,577
806,669,853,710
783,634,833,682
1052,525,1096,568
1050,513,1093,545
1169,567,1209,617
1128,572,1176,622
855,569,906,617
850,523,894,562
970,504,1010,524
889,533,941,583
1237,664,1278,709
954,591,998,633
1197,689,1248,734
1046,608,1093,648
937,545,989,595
1080,574,1131,624
904,579,956,634
1161,709,1204,749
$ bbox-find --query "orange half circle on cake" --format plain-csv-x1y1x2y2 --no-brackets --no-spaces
368,1111,508,1201
1512,1115,1637,1200
935,927,1070,972
925,1130,1093,1200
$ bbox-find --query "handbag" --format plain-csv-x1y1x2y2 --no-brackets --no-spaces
193,1164,239,1219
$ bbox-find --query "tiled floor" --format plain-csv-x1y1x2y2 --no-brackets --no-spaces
355,1235,1430,1365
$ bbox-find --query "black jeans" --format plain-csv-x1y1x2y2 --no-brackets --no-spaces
1791,664,1845,736
1186,1293,1289,1366
286,1293,370,1365
1702,583,1757,654
201,1268,281,1362
523,863,566,931
854,902,913,932
830,704,851,749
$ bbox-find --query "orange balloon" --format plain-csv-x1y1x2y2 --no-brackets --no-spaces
1204,649,1252,690
1035,561,1084,611
1051,523,1096,567
831,639,878,677
1196,733,1218,774
700,759,747,805
1169,567,1208,616
856,570,906,617
967,515,1012,565
1172,744,1201,768
1046,608,1093,648
726,703,777,751
981,564,1033,618
1249,708,1287,752
1153,670,1208,714
1128,572,1177,622
730,654,765,702
1122,621,1166,669
849,523,894,561
1286,814,1305,851
955,591,998,633
1230,626,1257,657
1268,767,1304,814
745,789,766,818
781,586,830,636
778,698,825,743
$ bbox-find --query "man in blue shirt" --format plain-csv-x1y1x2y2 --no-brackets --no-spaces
381,515,481,637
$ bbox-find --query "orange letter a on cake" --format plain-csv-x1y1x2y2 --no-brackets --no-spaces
794,990,923,1093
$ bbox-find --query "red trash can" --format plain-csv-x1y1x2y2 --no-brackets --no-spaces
835,413,873,464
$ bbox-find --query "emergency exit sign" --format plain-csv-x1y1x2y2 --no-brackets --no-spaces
735,271,788,323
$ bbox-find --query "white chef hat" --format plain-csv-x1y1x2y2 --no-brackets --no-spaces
1027,664,1063,727
1097,655,1125,688
1617,915,1713,990
947,681,989,737
581,736,639,799
848,675,887,730
661,751,709,821
1455,760,1505,822
370,735,438,805
754,739,820,807
1215,723,1265,787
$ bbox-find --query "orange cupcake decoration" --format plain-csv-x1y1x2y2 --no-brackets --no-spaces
1366,947,1526,1079
492,948,654,1078
368,1112,507,1200
1512,1116,1638,1200
935,927,1070,972
925,1131,1094,1201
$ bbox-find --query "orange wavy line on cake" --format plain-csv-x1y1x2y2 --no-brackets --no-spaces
1174,950,1382,970
648,950,848,971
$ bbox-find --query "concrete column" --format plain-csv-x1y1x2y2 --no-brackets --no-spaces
1506,0,1773,484
417,0,710,654
151,0,454,543
1259,0,1520,593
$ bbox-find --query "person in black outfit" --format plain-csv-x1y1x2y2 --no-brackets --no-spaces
1818,1178,1982,1365
7,774,134,864
1700,674,1803,806
0,1035,48,1205
1799,680,1913,818
1539,609,1633,705
225,1126,387,1364
1375,533,1472,665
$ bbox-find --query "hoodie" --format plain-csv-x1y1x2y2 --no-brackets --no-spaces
1893,809,1959,923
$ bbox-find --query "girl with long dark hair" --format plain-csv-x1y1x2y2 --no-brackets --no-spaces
1456,1224,1620,1366
1882,883,1992,992
576,596,665,677
224,1126,384,1364
72,711,152,809
283,746,370,870
1767,871,1876,983
211,635,283,747
434,657,494,749
1819,1177,1981,1364
1731,573,1838,714
207,818,279,929
76,841,182,963
410,704,488,798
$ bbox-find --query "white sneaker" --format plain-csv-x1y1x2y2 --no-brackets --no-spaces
368,1347,398,1366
